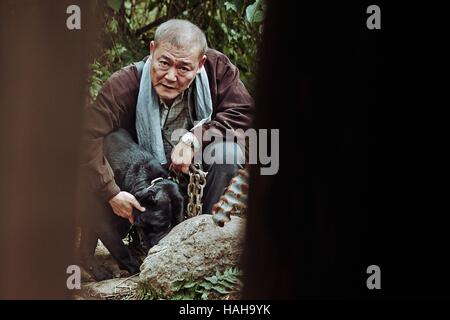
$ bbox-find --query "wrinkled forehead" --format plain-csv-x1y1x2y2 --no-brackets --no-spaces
154,40,203,61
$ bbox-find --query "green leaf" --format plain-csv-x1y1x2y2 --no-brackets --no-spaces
201,292,209,300
183,282,197,289
224,1,237,12
171,294,183,300
198,282,213,290
218,280,235,289
245,2,257,23
212,286,230,294
205,275,218,284
108,18,118,34
232,267,243,276
107,0,123,13
224,276,239,284
245,0,265,24
253,10,264,23
171,281,185,292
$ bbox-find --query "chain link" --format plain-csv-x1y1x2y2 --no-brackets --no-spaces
186,163,207,218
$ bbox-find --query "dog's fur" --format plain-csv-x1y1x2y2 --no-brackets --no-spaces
80,128,184,280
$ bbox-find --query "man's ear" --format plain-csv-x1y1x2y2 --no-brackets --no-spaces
149,41,155,58
196,55,207,74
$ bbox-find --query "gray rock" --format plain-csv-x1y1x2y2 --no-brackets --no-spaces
139,214,245,297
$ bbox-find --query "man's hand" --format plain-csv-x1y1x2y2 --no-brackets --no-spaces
170,140,194,174
108,191,146,224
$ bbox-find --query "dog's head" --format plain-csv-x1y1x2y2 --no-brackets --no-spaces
132,179,184,251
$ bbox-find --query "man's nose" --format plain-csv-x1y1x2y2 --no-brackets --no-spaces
164,68,177,82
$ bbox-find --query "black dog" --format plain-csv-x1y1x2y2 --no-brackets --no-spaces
80,128,184,280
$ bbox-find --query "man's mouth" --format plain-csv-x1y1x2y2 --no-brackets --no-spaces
161,84,176,89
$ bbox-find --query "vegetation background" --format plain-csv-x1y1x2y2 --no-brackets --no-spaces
88,0,266,103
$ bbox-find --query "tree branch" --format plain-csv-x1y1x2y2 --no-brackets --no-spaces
134,17,167,37
134,0,196,37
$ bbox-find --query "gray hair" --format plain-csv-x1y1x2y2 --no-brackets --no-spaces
154,19,208,57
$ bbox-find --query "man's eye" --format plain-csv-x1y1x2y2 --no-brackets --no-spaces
179,67,189,73
159,61,169,67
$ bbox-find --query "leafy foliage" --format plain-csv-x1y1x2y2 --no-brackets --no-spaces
136,267,243,300
88,0,265,102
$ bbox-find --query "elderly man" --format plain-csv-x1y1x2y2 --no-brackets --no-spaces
82,19,253,229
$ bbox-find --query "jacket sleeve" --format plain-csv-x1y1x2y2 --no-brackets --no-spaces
80,65,139,202
197,52,254,146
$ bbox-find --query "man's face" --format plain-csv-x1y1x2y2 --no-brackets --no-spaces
149,41,206,105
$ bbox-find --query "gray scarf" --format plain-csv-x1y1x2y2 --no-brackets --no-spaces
135,58,212,164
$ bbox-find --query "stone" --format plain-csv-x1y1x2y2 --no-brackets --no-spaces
139,214,245,297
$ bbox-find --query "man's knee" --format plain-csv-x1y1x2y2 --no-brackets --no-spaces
202,141,245,166
206,163,240,178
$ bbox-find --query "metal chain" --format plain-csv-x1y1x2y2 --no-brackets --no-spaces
161,131,206,218
186,163,207,218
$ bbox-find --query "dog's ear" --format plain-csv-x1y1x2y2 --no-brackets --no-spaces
171,193,185,226
134,187,156,203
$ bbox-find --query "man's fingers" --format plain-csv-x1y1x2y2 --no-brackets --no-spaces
120,205,134,224
122,210,134,224
170,162,190,174
109,192,140,223
131,197,146,212
170,163,182,173
181,164,190,174
119,207,130,218
128,215,134,224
